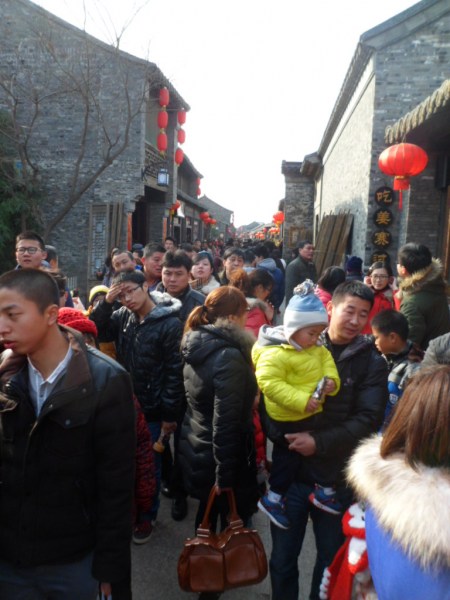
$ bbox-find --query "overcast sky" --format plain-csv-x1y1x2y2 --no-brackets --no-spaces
33,0,417,227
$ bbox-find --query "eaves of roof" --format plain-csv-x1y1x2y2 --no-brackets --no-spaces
385,78,450,143
318,0,448,157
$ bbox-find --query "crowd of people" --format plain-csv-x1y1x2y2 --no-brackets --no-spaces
0,230,449,600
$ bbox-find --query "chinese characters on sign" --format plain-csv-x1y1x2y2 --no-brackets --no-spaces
372,187,394,263
373,208,393,227
375,186,394,205
372,230,392,248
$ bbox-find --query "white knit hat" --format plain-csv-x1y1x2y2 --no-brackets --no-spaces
284,280,328,343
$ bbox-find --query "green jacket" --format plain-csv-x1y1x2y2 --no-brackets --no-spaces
398,259,450,350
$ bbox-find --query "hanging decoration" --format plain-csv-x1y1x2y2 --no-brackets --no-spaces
378,143,428,210
159,87,170,107
196,177,201,197
199,211,209,221
169,200,181,216
157,87,170,160
174,107,186,167
156,132,168,153
175,147,184,166
272,211,285,225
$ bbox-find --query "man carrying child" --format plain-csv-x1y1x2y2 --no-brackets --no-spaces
253,281,341,528
258,280,388,600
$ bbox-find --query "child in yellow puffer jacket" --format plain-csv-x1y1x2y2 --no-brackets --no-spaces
252,280,340,529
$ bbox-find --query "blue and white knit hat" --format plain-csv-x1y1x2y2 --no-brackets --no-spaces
283,280,328,343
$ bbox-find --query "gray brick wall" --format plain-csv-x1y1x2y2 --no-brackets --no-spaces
315,8,450,271
0,0,150,295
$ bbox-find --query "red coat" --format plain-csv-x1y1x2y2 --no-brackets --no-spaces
362,288,394,334
245,298,272,338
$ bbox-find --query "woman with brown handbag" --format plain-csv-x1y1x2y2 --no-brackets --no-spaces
178,286,260,587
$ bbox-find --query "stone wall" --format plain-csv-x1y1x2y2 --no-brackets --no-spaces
316,7,450,271
0,0,148,294
366,11,450,265
319,76,375,261
281,162,315,260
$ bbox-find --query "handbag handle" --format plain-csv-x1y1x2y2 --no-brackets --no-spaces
196,486,244,537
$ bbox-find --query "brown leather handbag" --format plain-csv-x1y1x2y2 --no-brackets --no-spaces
177,487,268,593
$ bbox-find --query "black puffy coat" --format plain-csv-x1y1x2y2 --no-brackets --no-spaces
303,333,388,485
91,291,184,422
179,321,259,515
0,329,135,583
155,283,205,324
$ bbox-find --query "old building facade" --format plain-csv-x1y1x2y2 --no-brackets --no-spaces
283,0,450,274
0,0,229,295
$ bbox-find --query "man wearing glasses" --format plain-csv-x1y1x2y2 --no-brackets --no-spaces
90,270,184,543
15,231,48,270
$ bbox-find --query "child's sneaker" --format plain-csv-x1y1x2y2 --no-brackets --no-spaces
308,485,343,515
257,493,290,529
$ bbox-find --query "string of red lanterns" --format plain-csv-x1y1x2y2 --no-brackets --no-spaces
157,87,170,155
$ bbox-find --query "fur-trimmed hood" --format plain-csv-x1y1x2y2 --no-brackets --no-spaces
347,436,450,570
397,258,446,299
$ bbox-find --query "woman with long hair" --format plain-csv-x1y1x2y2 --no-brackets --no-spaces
347,365,450,599
178,286,259,537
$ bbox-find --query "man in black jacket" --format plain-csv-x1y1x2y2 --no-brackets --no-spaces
157,250,204,520
0,269,135,599
269,280,388,600
284,240,317,304
91,270,185,541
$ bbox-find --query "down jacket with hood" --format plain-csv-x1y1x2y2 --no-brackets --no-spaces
91,291,184,422
396,258,450,349
252,324,340,422
178,320,259,516
347,436,450,600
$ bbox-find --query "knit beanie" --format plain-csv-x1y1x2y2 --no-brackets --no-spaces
58,307,98,338
283,280,328,344
345,256,363,274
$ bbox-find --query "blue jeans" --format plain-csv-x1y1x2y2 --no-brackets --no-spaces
0,553,98,600
146,421,162,522
270,481,346,600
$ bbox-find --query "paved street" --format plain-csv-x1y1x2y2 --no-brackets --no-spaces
131,493,316,600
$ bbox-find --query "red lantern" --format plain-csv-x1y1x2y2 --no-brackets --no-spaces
210,218,217,225
177,128,186,144
175,148,184,165
177,109,186,125
157,132,168,153
157,110,168,129
196,177,201,186
199,212,209,220
273,211,285,225
159,87,170,107
378,143,428,210
197,187,201,196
